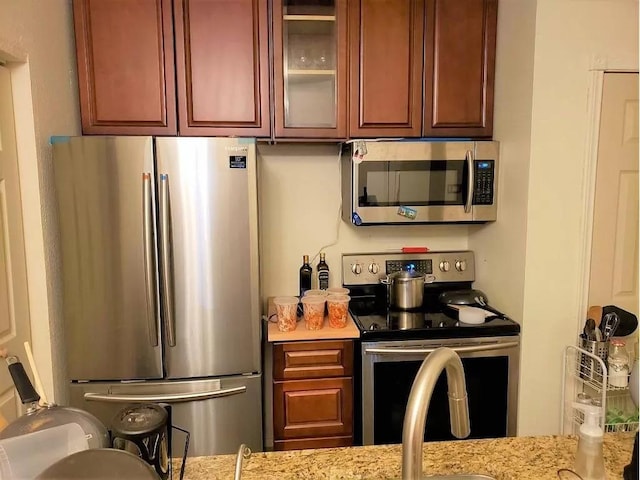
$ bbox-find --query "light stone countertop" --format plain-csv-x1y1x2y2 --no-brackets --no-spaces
178,432,635,480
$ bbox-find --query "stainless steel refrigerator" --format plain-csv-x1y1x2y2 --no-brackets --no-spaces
52,137,262,457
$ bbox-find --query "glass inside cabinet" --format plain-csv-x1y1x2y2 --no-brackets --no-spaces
281,0,337,129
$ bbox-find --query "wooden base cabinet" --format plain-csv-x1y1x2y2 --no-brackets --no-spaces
272,340,353,451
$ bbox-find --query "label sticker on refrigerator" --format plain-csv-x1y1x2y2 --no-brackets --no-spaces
397,206,417,219
229,155,247,169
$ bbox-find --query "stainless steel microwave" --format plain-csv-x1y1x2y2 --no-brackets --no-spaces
341,140,499,225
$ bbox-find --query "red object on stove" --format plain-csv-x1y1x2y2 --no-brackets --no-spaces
401,247,430,253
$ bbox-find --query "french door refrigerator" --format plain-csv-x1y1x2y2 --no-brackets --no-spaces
52,136,261,456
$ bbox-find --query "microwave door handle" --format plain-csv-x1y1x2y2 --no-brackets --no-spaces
464,149,474,214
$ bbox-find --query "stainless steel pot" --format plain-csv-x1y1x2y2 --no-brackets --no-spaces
381,271,428,309
36,448,160,480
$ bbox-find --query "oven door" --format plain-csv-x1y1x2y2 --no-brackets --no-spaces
359,336,520,445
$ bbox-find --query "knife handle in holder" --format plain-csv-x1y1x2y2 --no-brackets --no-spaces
7,357,40,404
579,336,609,385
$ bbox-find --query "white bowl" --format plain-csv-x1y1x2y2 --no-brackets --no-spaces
458,306,487,325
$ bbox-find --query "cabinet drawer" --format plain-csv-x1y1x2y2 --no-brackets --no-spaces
273,377,353,440
273,340,353,380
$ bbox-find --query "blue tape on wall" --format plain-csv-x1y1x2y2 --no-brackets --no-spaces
49,136,70,145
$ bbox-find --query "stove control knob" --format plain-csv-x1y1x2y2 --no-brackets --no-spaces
455,259,467,272
368,263,380,274
439,260,451,272
351,263,362,275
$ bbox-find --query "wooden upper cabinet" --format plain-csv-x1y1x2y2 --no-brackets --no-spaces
174,0,270,137
73,0,177,135
349,0,425,138
423,0,497,137
272,0,348,139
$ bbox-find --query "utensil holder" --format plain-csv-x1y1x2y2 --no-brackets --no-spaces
579,336,609,384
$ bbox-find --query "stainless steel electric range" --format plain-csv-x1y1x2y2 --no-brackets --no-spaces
342,251,521,446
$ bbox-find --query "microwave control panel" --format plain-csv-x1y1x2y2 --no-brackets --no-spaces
473,160,495,205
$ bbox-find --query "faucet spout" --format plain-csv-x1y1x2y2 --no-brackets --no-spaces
402,347,470,480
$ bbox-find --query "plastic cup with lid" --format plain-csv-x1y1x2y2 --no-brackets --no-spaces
303,289,328,297
326,294,350,328
273,296,299,332
326,287,350,296
301,295,326,330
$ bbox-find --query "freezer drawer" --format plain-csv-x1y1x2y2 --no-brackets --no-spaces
68,374,262,456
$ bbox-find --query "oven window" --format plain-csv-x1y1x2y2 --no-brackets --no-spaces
357,160,467,207
372,356,509,444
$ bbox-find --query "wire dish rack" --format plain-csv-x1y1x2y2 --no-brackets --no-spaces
562,346,639,435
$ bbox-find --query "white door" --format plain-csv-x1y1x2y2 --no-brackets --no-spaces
0,64,33,426
588,73,639,319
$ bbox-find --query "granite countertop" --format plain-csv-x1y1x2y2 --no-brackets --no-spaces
179,432,635,480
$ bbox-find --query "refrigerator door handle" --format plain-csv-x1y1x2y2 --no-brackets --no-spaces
159,174,176,347
84,385,247,404
143,173,159,347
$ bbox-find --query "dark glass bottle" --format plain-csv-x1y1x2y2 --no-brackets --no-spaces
316,253,329,290
299,255,312,296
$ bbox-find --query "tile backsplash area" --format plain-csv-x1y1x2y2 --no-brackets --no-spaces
257,143,469,301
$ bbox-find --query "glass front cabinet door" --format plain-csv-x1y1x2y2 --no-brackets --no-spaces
273,0,347,139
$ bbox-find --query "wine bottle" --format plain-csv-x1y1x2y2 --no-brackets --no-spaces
299,255,312,296
316,253,329,290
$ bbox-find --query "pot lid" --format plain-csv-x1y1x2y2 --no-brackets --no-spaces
111,404,167,437
389,270,425,283
36,448,160,479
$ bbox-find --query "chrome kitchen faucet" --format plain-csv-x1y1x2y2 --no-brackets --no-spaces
402,348,471,480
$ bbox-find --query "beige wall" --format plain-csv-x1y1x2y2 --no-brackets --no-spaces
258,144,470,300
0,0,79,401
469,0,537,433
469,0,536,328
516,0,636,435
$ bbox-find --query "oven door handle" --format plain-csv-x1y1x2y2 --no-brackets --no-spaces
364,341,519,355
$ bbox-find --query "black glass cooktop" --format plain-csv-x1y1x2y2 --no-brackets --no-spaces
349,288,521,341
